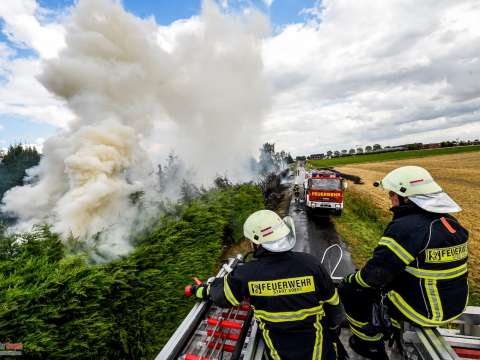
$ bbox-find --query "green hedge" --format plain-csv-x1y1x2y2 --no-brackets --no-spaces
0,183,264,359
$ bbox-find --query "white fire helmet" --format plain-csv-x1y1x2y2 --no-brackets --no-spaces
375,166,461,213
243,210,296,252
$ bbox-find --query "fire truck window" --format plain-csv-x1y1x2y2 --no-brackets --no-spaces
310,179,341,190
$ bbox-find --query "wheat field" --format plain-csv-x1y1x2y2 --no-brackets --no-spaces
336,151,480,287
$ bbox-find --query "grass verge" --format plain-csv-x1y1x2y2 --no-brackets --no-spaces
332,188,390,266
332,187,480,306
308,145,480,167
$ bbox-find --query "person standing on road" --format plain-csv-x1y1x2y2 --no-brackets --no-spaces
190,209,345,360
293,184,301,205
339,166,469,359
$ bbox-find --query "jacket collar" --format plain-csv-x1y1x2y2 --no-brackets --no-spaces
254,246,290,258
390,202,427,219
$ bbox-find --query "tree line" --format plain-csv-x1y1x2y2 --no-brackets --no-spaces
308,138,480,160
0,145,41,206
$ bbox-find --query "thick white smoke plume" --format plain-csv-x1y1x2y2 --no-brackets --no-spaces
156,4,271,182
1,0,271,259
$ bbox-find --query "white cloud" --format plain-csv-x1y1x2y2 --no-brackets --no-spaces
263,0,274,7
262,0,480,155
2,0,480,157
0,1,72,128
0,56,74,128
220,0,229,9
0,0,65,59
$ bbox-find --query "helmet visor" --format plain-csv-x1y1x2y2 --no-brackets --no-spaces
408,192,461,213
262,216,296,252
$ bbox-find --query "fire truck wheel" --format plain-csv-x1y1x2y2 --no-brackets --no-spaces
334,210,342,216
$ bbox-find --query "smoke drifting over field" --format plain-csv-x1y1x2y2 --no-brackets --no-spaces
1,0,270,259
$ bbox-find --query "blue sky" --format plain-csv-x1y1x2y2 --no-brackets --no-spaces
0,0,318,151
0,21,36,59
36,0,315,26
1,0,479,155
0,115,58,146
120,0,315,27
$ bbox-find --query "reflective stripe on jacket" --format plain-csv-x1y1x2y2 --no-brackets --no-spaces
209,248,343,360
356,203,469,327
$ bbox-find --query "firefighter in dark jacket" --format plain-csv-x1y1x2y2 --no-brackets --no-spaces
339,166,469,359
191,209,345,360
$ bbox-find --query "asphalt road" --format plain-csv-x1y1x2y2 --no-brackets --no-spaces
290,166,367,359
290,166,356,278
291,165,403,360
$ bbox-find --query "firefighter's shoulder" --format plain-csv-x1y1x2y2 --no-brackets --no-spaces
289,251,329,273
290,251,321,263
443,214,469,237
382,211,432,256
228,258,264,281
385,211,430,239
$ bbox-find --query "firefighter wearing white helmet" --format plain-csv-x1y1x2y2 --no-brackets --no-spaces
244,209,296,252
374,165,461,213
340,166,468,360
189,209,346,359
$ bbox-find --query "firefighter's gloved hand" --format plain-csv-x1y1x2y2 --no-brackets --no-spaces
191,283,209,300
344,273,355,283
339,273,372,299
339,273,380,306
339,273,356,290
341,272,371,289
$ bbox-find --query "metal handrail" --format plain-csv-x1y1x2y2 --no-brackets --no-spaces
155,255,243,360
403,323,460,360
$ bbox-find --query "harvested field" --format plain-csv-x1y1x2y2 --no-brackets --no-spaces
308,145,480,167
336,151,480,295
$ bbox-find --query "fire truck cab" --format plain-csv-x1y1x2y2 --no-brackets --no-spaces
304,169,346,215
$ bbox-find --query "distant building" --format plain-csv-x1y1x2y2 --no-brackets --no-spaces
383,146,407,152
402,143,423,150
309,153,325,160
422,143,441,149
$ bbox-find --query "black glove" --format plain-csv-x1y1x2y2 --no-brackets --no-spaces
338,273,355,291
190,283,209,300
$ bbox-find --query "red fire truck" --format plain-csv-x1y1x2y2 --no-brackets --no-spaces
304,169,346,215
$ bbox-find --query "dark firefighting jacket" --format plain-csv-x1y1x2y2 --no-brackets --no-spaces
352,203,469,327
209,248,343,360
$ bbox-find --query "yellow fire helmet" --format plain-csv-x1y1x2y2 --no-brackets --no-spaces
243,210,296,252
375,166,461,213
